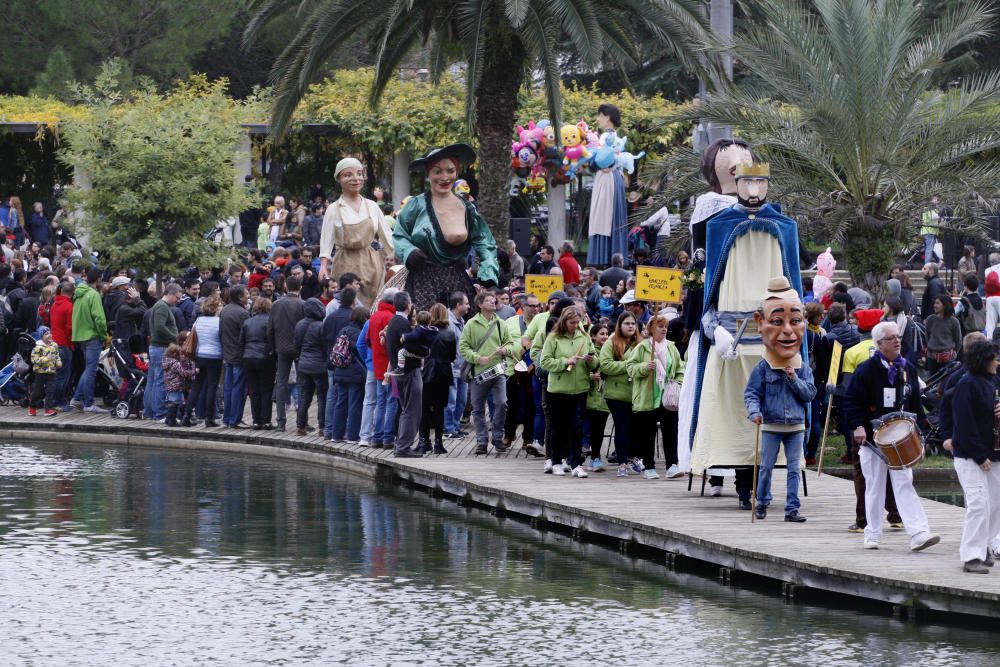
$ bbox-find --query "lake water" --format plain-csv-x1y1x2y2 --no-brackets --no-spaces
1,442,997,666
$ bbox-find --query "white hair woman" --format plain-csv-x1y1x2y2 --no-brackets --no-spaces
318,157,394,304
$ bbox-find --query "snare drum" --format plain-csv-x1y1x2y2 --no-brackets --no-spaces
472,362,507,385
873,412,924,470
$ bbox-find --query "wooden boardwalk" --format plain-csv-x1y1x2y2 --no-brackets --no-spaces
1,401,998,621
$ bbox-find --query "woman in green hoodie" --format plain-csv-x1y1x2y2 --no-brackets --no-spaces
584,322,610,471
540,307,597,478
626,315,684,479
600,313,640,477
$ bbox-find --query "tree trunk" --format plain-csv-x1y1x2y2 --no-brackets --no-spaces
474,31,527,245
844,217,898,304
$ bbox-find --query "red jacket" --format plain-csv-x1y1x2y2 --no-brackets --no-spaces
558,251,580,286
368,300,396,381
50,294,74,349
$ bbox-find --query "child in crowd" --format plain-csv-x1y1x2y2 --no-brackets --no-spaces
584,323,610,471
162,341,198,427
29,327,61,416
598,286,617,319
397,310,436,369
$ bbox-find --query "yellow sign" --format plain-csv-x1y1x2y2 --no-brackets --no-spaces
826,340,843,387
635,267,683,304
525,275,563,300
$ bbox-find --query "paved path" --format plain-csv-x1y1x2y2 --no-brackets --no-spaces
0,404,996,620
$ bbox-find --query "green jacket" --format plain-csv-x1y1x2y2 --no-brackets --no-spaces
71,282,107,342
598,337,637,402
459,312,516,376
625,338,684,412
540,329,597,395
586,376,608,412
393,191,499,285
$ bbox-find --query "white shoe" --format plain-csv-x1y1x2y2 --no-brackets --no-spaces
552,462,566,476
708,485,723,497
83,404,108,413
571,465,588,478
864,539,879,550
665,464,684,479
358,440,372,447
543,459,554,474
910,532,941,552
562,460,573,474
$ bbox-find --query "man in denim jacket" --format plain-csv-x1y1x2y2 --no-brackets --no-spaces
744,277,816,522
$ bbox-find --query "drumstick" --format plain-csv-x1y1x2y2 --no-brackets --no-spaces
751,422,761,524
816,391,835,477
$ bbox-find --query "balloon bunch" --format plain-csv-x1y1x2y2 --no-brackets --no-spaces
511,118,646,189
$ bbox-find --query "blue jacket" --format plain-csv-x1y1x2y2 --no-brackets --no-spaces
356,320,373,371
744,359,816,425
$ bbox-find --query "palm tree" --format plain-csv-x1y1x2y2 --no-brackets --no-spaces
245,0,708,242
644,0,1000,294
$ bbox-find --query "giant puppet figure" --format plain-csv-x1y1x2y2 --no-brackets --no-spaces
688,163,804,507
677,138,753,475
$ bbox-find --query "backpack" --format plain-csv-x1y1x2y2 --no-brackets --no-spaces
329,332,354,368
959,296,986,334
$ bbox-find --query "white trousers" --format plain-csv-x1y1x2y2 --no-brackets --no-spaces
953,457,1000,563
859,446,930,542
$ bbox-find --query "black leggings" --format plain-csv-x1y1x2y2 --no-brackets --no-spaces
605,398,633,462
190,357,222,420
586,409,609,459
421,380,451,441
244,357,275,425
633,406,678,472
547,391,585,469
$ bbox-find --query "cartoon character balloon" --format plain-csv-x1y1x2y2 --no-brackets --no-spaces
816,247,836,278
561,123,591,179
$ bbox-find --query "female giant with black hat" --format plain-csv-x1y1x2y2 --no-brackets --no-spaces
393,143,499,311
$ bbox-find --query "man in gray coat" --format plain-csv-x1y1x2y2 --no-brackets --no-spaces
268,275,304,431
220,285,250,427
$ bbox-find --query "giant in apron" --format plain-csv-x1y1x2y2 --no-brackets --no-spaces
332,201,386,305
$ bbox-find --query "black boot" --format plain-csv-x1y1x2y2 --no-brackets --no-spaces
165,403,179,427
412,437,430,456
182,407,196,427
433,436,447,455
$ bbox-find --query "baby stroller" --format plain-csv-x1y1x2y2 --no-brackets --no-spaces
0,357,28,405
11,330,41,407
102,341,146,419
920,359,962,456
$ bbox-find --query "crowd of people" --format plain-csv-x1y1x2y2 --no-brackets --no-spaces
3,138,1000,574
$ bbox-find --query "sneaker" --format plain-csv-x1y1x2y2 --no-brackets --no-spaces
643,469,660,480
524,441,546,458
358,440,372,447
83,405,108,414
445,431,462,440
543,459,554,474
784,511,807,523
552,462,566,476
964,559,989,574
571,465,589,478
889,522,904,530
910,532,941,552
804,456,817,466
344,440,360,446
864,539,880,550
69,399,83,412
738,500,752,510
492,441,509,454
154,417,167,424
43,409,57,417
708,485,723,497
560,460,572,474
629,458,645,474
755,504,767,520
665,464,684,479
847,523,865,533
27,407,36,416
590,457,606,472
474,443,488,455
616,463,630,477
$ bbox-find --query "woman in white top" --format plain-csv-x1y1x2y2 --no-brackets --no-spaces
318,158,394,304
266,196,288,244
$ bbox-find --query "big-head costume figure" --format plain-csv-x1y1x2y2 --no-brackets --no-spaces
688,163,805,495
677,138,754,473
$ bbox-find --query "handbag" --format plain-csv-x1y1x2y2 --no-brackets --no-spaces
180,325,198,357
661,340,682,411
459,320,501,383
930,348,956,365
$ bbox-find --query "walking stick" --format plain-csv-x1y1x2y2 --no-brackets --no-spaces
816,391,835,477
751,422,761,524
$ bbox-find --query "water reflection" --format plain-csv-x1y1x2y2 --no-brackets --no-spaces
0,442,997,666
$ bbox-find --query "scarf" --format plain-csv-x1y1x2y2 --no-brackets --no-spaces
653,338,670,388
875,350,906,387
807,323,823,335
